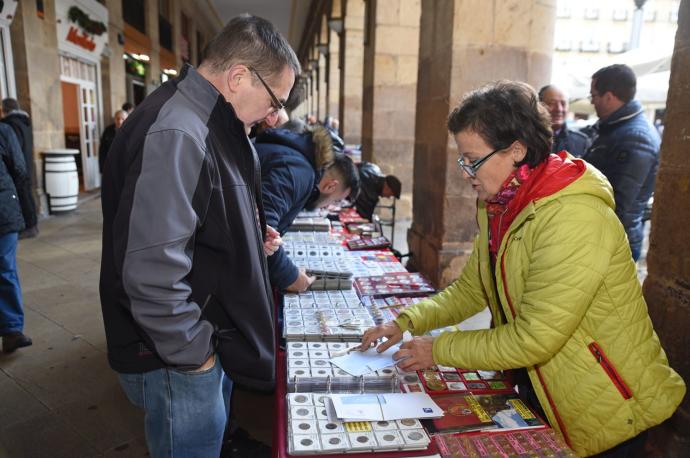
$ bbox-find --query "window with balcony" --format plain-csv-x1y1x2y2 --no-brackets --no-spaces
644,9,657,22
612,9,628,21
556,6,572,18
123,0,146,34
555,39,573,51
580,40,600,53
607,42,627,54
584,8,600,20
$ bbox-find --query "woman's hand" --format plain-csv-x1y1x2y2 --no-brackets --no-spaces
360,322,403,352
393,336,436,371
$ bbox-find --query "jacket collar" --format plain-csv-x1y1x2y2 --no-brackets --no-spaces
597,100,643,131
176,64,245,135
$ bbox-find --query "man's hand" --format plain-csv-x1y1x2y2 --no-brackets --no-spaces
285,268,315,293
190,353,216,372
393,336,436,371
263,225,282,256
359,321,403,352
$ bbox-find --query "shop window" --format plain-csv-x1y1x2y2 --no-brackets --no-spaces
123,0,146,34
159,16,173,51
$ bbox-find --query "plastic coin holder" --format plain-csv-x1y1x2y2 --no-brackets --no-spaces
307,342,327,350
347,432,377,451
288,368,311,378
374,430,405,450
287,341,307,350
327,342,346,351
311,367,332,377
292,419,318,435
312,393,329,406
320,433,349,452
288,393,313,406
371,420,398,431
401,429,430,448
402,382,425,393
399,372,421,384
314,407,329,420
308,350,329,359
396,418,423,429
291,434,321,453
310,359,330,368
318,420,345,434
376,368,396,377
290,405,316,420
290,359,309,368
288,349,308,359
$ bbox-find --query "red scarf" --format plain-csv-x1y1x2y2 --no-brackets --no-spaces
486,164,533,265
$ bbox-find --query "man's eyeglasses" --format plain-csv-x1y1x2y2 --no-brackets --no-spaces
457,147,504,178
249,67,285,113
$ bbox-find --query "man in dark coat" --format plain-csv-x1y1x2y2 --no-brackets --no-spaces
538,85,590,157
1,98,38,238
355,162,401,221
0,122,32,353
582,64,660,261
98,109,128,172
255,125,359,292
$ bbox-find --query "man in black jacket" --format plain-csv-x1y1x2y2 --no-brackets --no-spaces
98,109,128,173
0,122,32,353
583,64,660,261
538,85,590,157
255,126,359,292
99,15,299,457
1,99,38,238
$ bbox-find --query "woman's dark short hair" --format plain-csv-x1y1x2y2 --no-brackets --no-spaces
447,81,553,168
202,15,300,84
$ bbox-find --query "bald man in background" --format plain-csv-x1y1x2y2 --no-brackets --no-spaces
539,85,589,157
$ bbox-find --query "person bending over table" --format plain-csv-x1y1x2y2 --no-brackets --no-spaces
359,81,685,457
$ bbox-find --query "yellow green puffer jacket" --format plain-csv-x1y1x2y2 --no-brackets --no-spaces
395,155,685,456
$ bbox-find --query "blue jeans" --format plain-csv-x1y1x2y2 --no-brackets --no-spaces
118,356,233,458
0,232,23,335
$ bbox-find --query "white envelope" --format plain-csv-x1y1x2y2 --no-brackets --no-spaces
326,393,444,422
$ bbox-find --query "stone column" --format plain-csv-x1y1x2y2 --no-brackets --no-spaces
146,0,161,93
318,52,327,120
103,0,127,123
642,0,690,453
328,27,341,120
360,0,421,219
408,0,555,287
10,0,65,217
339,0,365,144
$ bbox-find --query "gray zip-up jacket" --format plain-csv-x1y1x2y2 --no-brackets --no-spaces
99,65,276,388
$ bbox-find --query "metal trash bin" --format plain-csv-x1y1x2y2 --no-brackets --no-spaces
42,149,79,214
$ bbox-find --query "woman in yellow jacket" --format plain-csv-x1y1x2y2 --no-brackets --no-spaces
360,81,685,457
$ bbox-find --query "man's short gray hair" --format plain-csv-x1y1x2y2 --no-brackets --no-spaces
202,15,300,84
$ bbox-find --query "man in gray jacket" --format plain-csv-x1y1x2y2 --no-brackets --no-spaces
99,15,299,458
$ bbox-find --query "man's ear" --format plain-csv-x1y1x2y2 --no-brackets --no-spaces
227,64,249,92
321,178,339,194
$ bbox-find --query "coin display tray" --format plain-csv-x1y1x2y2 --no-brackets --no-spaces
287,394,431,455
361,296,431,324
355,273,436,298
283,292,372,341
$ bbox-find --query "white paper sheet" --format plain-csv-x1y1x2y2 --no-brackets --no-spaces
329,345,402,376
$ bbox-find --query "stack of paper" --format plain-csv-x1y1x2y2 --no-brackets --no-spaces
324,393,444,422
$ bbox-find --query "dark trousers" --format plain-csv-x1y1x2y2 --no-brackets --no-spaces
0,232,24,335
594,431,648,458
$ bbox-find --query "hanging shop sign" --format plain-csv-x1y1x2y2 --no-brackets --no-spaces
55,0,108,60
